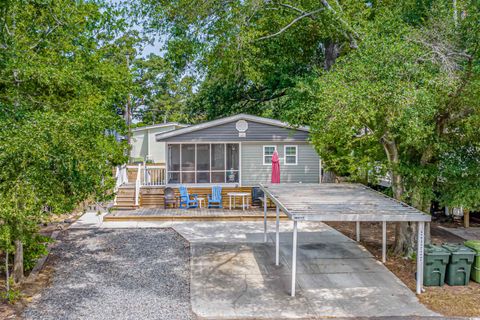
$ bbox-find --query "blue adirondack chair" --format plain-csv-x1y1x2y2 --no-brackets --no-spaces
208,186,223,208
179,185,198,209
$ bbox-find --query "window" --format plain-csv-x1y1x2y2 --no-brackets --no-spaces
263,145,276,165
284,145,298,165
226,144,239,183
196,144,210,183
167,143,239,184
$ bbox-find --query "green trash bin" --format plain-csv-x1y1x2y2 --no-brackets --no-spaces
464,240,480,283
423,244,450,286
441,243,475,286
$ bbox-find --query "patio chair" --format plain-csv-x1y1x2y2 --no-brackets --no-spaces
179,185,198,209
208,186,223,208
164,187,177,209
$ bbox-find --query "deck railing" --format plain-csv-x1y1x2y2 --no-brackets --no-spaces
114,165,128,191
115,164,166,207
135,163,142,206
142,165,166,186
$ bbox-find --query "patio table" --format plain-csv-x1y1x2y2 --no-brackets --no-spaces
227,192,250,211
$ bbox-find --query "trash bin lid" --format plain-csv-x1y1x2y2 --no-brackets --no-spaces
424,244,450,255
442,243,476,255
464,240,480,253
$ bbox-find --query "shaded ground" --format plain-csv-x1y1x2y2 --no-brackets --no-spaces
22,228,194,320
0,211,82,319
170,221,435,319
327,221,480,318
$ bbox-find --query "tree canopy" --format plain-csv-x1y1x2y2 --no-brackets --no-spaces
0,0,133,283
133,0,480,254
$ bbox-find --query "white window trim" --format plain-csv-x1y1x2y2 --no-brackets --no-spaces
284,145,298,165
263,145,277,165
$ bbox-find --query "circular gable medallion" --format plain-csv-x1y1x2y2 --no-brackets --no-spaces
235,120,248,132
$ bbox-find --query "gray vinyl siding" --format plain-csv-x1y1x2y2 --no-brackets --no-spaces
161,120,309,142
241,143,320,186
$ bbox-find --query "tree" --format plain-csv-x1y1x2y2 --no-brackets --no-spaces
0,0,132,284
138,0,366,120
286,3,480,255
134,0,479,255
132,54,195,124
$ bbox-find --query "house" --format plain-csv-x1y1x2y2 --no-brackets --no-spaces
156,114,321,186
115,114,322,208
130,122,188,164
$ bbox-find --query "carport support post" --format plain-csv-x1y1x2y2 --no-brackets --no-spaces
291,220,298,297
356,221,361,241
263,194,267,242
275,206,280,266
382,221,387,263
416,221,425,294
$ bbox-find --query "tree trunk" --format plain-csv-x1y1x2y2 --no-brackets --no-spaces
322,171,337,183
381,137,416,256
324,40,340,71
464,209,470,228
393,222,417,256
5,250,10,292
13,240,24,283
425,222,431,245
412,188,432,244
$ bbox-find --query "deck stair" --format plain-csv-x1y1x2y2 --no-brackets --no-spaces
114,184,138,209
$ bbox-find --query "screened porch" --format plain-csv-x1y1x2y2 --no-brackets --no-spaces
167,143,240,185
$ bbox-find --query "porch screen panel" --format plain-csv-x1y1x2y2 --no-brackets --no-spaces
196,144,210,183
226,144,239,183
211,144,225,170
181,144,195,183
211,144,225,183
167,143,239,184
168,144,180,183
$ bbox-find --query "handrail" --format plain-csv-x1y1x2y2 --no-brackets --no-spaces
135,163,141,206
114,164,128,192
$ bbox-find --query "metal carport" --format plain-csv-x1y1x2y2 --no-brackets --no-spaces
260,183,431,297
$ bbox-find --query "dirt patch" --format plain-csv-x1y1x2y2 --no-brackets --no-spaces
327,221,480,317
0,256,56,319
0,211,82,318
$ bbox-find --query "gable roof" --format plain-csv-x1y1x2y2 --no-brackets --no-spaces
155,114,309,141
132,122,188,132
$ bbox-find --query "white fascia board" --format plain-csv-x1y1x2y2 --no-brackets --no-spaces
132,122,189,132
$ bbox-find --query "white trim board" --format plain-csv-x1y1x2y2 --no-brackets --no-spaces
132,122,189,132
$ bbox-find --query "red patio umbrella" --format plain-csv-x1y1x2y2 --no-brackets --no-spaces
271,150,280,183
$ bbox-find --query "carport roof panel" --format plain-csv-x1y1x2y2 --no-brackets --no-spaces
260,183,431,222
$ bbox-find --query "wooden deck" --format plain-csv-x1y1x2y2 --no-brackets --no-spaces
104,207,288,222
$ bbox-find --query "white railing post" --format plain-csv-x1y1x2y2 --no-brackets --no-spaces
135,163,141,206
143,162,147,186
114,166,120,192
115,164,128,192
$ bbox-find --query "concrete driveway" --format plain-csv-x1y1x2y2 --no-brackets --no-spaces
70,213,437,319
171,221,436,319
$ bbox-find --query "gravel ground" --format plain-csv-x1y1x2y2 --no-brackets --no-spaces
22,228,194,320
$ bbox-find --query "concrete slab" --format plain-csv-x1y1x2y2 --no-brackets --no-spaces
136,221,173,228
70,214,437,318
440,226,480,240
191,271,316,319
184,221,437,319
100,221,139,228
69,211,106,229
